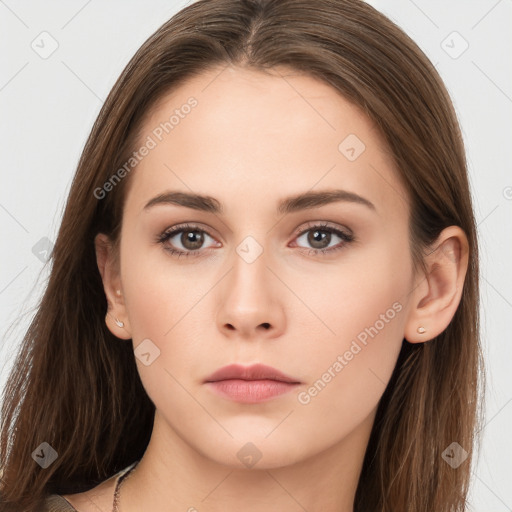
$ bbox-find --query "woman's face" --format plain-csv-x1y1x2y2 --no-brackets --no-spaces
114,65,417,468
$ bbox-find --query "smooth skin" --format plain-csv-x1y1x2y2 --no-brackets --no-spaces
64,65,469,512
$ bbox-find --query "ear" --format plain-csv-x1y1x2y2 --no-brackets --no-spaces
404,226,469,343
94,233,132,339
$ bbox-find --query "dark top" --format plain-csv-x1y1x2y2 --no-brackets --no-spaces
41,494,78,511
41,462,137,511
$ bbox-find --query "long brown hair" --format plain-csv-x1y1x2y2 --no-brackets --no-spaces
0,1,485,510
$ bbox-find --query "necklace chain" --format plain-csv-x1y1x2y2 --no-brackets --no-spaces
111,462,138,512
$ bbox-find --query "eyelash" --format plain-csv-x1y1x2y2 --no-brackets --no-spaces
156,222,355,259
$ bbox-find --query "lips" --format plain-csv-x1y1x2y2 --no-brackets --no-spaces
204,364,301,404
204,363,301,384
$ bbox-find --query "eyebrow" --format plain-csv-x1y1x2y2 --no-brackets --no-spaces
143,189,376,215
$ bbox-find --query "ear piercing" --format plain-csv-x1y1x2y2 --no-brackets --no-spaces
106,291,124,328
107,311,125,328
417,326,426,334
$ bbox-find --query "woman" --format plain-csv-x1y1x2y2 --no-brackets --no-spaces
0,0,484,510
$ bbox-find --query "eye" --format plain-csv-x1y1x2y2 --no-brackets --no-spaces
292,222,354,256
156,223,219,259
156,221,355,259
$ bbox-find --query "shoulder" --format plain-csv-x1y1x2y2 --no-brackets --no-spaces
58,462,138,512
41,494,78,511
57,477,117,512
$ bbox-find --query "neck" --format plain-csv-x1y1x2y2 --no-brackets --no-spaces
118,408,375,512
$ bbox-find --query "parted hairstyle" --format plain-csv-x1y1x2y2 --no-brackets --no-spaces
0,0,485,510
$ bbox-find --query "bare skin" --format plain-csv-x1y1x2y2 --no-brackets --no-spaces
63,65,469,511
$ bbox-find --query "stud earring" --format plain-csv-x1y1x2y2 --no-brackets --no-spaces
417,326,426,334
116,289,121,296
107,312,125,329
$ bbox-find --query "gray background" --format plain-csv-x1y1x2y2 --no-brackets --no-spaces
1,0,511,509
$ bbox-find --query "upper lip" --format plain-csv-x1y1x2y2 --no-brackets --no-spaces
204,363,300,383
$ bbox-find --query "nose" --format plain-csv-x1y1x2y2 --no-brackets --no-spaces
216,247,285,340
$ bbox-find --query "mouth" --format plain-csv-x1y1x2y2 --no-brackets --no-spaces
204,363,301,404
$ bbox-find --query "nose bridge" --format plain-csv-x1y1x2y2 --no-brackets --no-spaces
228,234,272,310
216,232,285,337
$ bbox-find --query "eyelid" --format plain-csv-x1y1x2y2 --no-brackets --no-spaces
291,220,353,239
158,222,218,240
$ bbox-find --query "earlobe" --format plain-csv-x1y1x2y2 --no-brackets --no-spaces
404,226,469,344
94,233,132,340
105,310,132,340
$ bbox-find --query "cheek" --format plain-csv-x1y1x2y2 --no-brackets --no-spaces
119,249,213,417
292,242,411,415
120,231,207,336
120,240,221,376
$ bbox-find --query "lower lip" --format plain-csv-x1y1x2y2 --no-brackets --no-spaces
205,379,300,403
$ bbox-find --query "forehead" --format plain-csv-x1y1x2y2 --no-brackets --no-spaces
125,65,408,219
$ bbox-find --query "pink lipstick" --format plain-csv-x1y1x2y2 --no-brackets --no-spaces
204,363,301,404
